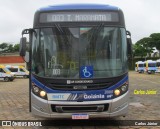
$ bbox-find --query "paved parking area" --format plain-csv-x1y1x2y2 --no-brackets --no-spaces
0,72,160,129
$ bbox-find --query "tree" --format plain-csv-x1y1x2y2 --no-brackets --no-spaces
0,43,20,54
0,43,8,53
134,37,154,58
150,33,160,57
13,44,20,52
133,43,148,58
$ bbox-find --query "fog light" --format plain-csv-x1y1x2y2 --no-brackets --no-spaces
33,86,39,93
40,91,46,97
114,89,120,96
121,85,127,92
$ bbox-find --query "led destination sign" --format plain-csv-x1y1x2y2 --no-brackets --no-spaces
40,12,119,22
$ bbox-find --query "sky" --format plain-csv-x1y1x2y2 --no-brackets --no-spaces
0,0,160,44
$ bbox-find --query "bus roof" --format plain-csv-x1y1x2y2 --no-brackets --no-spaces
38,4,119,12
145,60,156,63
136,61,144,64
34,4,125,28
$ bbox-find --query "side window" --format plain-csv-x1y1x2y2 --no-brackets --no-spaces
0,68,5,73
8,68,12,71
20,68,25,72
9,68,18,72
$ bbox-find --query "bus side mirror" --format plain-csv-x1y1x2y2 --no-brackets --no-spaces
19,37,27,56
127,38,132,56
126,31,132,58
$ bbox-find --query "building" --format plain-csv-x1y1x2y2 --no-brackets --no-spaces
0,52,26,67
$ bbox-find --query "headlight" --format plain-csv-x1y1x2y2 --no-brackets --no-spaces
114,89,121,96
32,83,47,100
113,82,128,97
33,86,39,93
121,85,127,92
40,91,46,97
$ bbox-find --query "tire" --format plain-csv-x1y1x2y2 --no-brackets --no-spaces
151,71,155,74
4,77,10,82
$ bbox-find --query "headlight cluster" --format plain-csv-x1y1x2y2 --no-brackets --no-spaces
114,82,128,97
32,83,47,100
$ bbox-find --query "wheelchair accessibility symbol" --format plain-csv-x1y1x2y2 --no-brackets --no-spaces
80,66,93,78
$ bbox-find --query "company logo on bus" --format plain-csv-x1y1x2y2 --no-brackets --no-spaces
67,80,93,84
73,85,88,90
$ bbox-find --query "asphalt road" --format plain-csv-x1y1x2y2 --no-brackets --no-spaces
0,71,160,129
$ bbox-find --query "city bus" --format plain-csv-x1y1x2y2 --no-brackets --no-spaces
135,61,145,73
144,60,157,74
19,4,132,119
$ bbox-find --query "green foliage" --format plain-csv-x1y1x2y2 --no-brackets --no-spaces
134,33,160,58
0,43,8,52
133,37,154,58
149,33,160,56
133,43,147,58
13,44,20,52
0,43,20,53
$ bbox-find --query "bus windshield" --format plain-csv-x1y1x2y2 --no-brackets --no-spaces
139,64,144,67
32,26,127,79
148,63,156,67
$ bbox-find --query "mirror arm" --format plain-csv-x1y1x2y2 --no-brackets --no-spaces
126,30,131,36
22,29,37,38
22,29,30,35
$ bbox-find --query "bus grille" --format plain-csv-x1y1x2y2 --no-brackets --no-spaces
32,72,127,91
48,82,112,90
51,104,109,113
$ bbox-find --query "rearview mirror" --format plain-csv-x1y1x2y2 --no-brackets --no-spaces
19,37,27,56
127,38,132,56
126,31,132,58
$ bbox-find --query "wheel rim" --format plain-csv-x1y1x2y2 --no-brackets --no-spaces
4,77,9,81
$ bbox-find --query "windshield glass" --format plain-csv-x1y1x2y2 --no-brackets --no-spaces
139,64,144,67
22,67,28,72
32,26,127,79
148,63,156,67
3,68,11,73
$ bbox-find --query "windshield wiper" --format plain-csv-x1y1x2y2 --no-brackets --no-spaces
53,24,70,46
90,23,104,41
54,24,64,34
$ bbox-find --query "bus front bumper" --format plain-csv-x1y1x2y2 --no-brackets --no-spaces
31,91,129,118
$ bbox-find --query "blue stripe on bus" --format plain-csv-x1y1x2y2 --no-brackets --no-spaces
38,4,119,11
31,75,45,89
31,75,128,93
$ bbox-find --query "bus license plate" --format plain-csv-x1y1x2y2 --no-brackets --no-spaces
72,114,89,119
